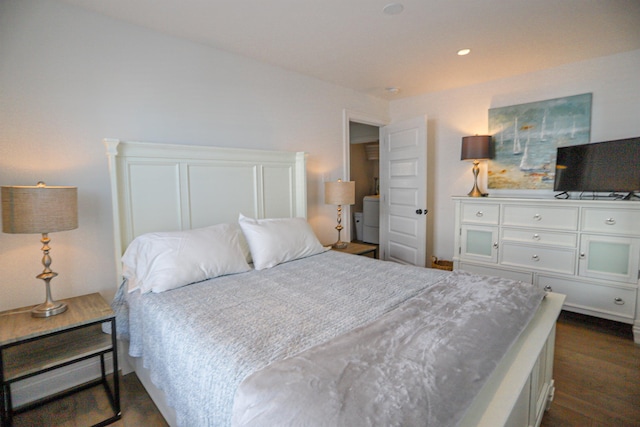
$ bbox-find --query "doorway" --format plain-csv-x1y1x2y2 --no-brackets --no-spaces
342,109,386,252
349,122,380,243
343,110,429,266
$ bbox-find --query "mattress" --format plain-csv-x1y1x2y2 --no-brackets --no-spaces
113,250,544,426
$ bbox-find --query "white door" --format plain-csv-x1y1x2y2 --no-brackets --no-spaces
379,116,428,266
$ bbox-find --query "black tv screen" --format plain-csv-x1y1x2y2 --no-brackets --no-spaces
554,137,640,193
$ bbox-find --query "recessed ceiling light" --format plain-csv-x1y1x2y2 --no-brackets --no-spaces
383,3,404,15
385,87,401,95
457,48,471,56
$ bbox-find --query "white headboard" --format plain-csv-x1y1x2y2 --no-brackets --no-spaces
104,139,307,283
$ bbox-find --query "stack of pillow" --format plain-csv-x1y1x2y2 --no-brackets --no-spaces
122,214,328,293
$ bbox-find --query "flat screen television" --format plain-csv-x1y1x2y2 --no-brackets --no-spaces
553,137,640,197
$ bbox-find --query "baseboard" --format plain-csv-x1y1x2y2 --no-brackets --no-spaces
11,354,114,407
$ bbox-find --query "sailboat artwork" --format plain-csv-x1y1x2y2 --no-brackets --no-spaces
512,117,522,155
487,93,592,190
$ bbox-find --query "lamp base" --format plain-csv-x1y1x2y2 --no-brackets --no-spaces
467,185,487,197
467,160,487,197
33,271,68,318
332,241,348,249
32,300,67,318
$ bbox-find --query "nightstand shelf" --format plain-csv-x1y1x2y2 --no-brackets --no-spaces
0,293,120,427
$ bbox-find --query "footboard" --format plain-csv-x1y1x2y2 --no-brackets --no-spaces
458,292,565,427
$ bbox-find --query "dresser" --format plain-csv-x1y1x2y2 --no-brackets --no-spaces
452,196,640,344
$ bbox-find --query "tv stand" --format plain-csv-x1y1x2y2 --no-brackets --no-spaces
453,196,640,344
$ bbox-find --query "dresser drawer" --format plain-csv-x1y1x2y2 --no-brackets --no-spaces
461,203,499,225
501,243,576,274
581,208,640,236
501,228,577,248
503,205,579,230
538,275,637,321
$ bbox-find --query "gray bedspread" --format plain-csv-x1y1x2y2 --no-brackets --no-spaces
232,270,545,427
115,250,456,426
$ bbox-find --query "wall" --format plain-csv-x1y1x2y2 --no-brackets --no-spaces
0,0,388,310
390,49,640,262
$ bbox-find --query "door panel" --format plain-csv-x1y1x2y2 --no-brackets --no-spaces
380,116,428,266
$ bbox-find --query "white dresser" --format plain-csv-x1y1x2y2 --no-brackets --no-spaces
452,196,640,343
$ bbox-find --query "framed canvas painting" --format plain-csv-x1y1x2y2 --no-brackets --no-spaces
488,93,592,190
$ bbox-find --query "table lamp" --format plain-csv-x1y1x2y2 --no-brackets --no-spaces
324,179,355,249
461,135,492,197
1,182,78,317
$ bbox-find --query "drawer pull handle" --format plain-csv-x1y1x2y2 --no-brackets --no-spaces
543,285,553,292
533,213,542,221
493,242,499,249
605,218,616,225
614,297,624,305
476,211,483,217
532,233,540,240
532,254,540,261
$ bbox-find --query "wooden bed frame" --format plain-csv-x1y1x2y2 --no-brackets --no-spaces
105,139,565,427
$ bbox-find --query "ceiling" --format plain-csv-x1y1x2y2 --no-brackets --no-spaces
61,0,640,99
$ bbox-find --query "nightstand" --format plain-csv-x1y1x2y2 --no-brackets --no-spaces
331,242,378,258
0,293,120,427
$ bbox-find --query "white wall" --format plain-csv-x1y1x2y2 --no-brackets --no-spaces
390,49,640,262
0,0,388,310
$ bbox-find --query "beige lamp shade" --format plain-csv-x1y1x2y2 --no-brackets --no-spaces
324,180,355,205
2,183,78,234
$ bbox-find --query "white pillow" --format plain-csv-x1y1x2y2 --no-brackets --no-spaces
238,213,327,270
122,223,251,293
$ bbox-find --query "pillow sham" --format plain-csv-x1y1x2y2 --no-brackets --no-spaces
238,213,327,270
122,223,251,293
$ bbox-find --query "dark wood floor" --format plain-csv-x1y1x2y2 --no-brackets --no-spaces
11,311,640,427
541,311,640,427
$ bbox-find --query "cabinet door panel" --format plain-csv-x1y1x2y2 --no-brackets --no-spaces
460,225,498,263
579,235,640,284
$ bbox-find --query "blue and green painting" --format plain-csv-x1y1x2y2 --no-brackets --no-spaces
488,93,592,190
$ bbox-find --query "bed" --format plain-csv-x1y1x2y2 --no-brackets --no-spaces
104,139,565,427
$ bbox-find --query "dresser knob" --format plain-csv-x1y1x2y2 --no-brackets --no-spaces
476,211,483,217
532,254,540,261
614,297,625,305
533,213,542,221
605,218,616,225
579,252,586,259
543,285,553,292
532,233,540,240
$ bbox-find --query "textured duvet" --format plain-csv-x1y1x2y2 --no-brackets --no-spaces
114,250,544,427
